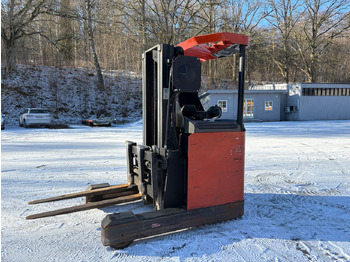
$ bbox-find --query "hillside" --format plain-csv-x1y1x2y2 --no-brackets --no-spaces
1,65,142,126
1,64,241,127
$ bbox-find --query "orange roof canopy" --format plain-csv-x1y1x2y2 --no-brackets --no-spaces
177,32,249,62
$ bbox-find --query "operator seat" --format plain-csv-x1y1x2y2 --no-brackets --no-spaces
176,92,222,128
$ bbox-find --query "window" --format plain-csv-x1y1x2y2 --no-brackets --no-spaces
265,101,273,111
302,87,350,96
244,98,254,118
217,100,227,112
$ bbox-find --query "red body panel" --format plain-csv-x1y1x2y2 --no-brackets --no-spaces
177,32,250,62
187,132,245,210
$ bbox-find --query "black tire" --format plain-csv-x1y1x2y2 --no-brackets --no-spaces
23,119,28,128
19,120,23,127
110,241,133,249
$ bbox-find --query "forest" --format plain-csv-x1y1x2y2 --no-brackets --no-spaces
2,0,350,89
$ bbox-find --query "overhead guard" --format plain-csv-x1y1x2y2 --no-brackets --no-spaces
177,32,250,62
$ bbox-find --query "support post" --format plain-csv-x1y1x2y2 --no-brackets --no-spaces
237,45,246,130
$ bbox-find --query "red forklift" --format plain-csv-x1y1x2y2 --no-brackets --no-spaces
27,32,250,249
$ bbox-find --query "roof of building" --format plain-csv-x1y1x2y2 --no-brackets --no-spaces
202,89,288,96
201,83,350,97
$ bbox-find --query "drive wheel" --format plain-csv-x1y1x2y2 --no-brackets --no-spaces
23,120,28,128
110,241,133,249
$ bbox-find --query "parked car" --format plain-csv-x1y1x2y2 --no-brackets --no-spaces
19,108,52,128
1,114,5,130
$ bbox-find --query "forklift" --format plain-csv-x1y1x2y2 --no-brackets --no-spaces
27,32,250,248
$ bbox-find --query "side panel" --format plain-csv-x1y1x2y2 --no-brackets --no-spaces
187,132,245,210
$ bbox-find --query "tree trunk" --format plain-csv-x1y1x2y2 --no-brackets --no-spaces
86,0,104,91
3,0,16,76
141,0,147,52
5,38,16,76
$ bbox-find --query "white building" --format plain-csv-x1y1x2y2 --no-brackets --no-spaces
201,83,350,121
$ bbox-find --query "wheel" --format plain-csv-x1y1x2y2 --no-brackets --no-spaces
23,119,28,128
19,120,23,127
110,241,133,249
142,193,152,205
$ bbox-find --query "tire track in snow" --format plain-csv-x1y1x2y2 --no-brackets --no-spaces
254,137,346,197
297,240,350,262
245,192,350,261
246,162,350,262
252,137,312,195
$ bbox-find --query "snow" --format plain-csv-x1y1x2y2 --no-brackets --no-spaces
1,120,350,261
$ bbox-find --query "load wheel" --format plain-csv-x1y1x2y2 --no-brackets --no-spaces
110,241,133,249
141,193,152,205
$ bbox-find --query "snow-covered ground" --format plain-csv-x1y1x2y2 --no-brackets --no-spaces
1,120,350,261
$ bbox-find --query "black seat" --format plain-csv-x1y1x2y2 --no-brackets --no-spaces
179,93,222,120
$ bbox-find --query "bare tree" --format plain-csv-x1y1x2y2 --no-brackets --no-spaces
58,0,74,64
219,0,267,84
2,0,350,85
222,0,266,33
1,0,53,74
145,0,202,45
265,0,303,83
84,0,104,90
294,0,350,82
112,0,150,51
192,0,222,84
141,0,147,51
